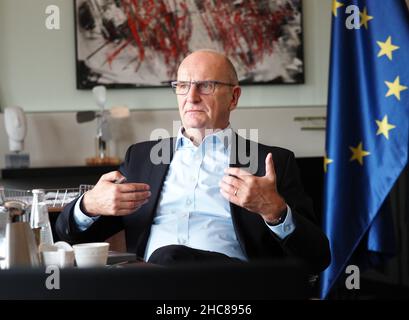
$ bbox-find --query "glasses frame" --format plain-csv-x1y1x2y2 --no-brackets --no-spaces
171,80,237,95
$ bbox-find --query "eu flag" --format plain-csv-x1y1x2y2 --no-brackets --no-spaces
321,0,409,298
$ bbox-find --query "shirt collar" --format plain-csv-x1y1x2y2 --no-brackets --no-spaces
175,125,233,151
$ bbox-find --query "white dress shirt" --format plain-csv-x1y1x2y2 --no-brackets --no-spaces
74,127,296,261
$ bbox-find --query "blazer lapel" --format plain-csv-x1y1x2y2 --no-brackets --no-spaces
229,133,262,258
136,138,175,256
147,137,176,212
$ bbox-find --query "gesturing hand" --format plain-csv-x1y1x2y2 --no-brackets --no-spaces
220,153,287,224
82,171,151,216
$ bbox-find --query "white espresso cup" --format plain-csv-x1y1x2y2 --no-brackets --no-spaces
72,242,109,268
42,248,75,268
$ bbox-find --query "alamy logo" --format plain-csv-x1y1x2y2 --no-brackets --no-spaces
148,122,260,174
45,265,60,290
345,5,360,30
45,5,60,30
345,265,360,290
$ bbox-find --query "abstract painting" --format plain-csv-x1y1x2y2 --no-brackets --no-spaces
75,0,304,89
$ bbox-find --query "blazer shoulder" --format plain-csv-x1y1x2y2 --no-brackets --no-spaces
126,137,174,154
252,140,296,159
119,137,174,176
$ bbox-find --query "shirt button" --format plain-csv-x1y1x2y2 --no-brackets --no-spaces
179,238,187,244
284,225,291,232
190,176,196,183
186,199,192,206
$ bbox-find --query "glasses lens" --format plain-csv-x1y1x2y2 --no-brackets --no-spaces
196,81,214,95
172,81,219,95
173,81,189,95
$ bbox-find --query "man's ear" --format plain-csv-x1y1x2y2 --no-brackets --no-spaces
229,86,241,111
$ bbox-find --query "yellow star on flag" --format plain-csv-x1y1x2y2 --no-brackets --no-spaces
376,115,396,139
350,142,370,165
377,36,399,61
332,0,344,17
385,76,408,100
324,154,333,173
360,7,374,29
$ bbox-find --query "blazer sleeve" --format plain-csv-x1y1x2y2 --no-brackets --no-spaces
54,146,135,244
277,151,331,273
54,199,123,244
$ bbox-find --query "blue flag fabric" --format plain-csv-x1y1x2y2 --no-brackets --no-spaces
321,0,409,298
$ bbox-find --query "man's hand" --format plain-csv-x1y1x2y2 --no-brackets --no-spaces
82,171,151,216
220,153,287,224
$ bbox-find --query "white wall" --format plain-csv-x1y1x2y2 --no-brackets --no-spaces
0,0,331,168
0,107,326,168
0,0,331,112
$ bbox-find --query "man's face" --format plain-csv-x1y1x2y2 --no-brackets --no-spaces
176,52,241,131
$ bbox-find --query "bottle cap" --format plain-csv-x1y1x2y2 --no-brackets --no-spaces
32,189,45,194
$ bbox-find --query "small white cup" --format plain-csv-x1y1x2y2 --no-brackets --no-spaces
42,249,75,268
73,242,109,268
40,241,75,268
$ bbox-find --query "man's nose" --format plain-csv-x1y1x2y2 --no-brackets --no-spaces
186,83,201,102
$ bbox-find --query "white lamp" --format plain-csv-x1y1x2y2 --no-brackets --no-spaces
4,106,27,152
4,106,30,168
75,86,130,165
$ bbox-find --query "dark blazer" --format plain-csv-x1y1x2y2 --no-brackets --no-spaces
56,134,330,273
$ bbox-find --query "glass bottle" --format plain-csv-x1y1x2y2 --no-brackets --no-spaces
30,189,54,246
0,186,8,269
0,186,5,205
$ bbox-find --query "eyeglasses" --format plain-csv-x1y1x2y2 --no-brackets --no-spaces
171,80,236,95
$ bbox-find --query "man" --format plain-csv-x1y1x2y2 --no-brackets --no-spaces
56,50,330,273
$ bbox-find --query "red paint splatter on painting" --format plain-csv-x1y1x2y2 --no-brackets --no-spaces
101,0,191,79
198,0,293,71
94,0,296,79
